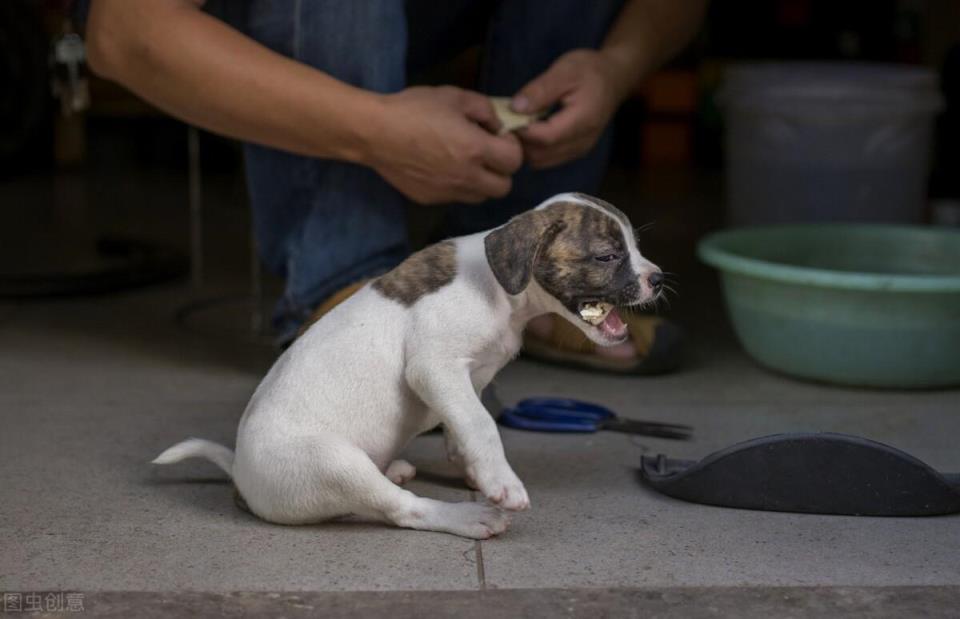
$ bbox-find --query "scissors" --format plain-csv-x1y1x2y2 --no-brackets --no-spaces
499,397,692,440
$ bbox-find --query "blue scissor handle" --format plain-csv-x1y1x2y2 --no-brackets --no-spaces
508,407,600,425
499,409,599,433
515,398,615,422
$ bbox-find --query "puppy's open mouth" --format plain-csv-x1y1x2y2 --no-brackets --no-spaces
577,300,628,340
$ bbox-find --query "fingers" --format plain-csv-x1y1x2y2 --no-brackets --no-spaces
455,160,513,203
522,120,594,169
454,87,523,175
511,59,574,115
524,138,591,169
472,167,512,200
456,88,502,133
446,93,521,201
441,86,523,175
481,132,523,175
518,102,599,169
519,105,579,147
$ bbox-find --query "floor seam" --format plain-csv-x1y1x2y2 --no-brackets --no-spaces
470,491,486,590
474,540,486,590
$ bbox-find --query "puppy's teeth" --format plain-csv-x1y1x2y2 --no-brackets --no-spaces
579,301,615,326
579,302,607,325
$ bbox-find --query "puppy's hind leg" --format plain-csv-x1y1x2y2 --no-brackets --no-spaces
385,459,416,485
337,446,510,539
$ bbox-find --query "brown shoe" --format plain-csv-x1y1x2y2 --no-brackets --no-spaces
297,279,370,338
522,313,685,375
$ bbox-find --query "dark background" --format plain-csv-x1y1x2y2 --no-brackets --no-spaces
1,0,958,329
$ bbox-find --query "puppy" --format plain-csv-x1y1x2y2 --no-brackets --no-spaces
154,192,663,539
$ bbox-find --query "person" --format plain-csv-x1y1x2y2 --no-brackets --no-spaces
83,0,706,372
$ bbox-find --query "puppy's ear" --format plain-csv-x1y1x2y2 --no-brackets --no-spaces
485,210,565,295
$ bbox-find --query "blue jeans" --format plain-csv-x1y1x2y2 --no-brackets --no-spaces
242,0,624,343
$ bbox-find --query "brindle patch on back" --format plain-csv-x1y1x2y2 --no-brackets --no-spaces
373,240,457,306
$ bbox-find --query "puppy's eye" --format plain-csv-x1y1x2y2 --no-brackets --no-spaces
594,254,620,263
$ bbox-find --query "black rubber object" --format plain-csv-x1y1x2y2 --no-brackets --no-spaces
639,433,960,517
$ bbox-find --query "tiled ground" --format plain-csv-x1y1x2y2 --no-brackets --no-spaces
2,278,958,599
2,158,958,615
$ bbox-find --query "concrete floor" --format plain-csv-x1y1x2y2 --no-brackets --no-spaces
2,285,959,594
2,151,959,616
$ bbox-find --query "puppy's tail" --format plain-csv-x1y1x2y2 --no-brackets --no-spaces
152,438,234,477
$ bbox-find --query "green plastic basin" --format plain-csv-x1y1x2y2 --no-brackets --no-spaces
698,224,960,388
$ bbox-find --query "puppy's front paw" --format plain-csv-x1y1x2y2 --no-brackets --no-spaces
469,465,530,511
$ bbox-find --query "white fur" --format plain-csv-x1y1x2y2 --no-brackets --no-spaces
153,438,234,475
154,194,659,539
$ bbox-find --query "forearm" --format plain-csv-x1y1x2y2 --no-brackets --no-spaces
86,0,381,163
600,0,708,100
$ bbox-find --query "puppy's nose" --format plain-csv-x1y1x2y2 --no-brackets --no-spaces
647,271,664,291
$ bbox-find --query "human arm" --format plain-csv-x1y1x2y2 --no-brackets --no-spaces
511,0,708,169
86,0,522,203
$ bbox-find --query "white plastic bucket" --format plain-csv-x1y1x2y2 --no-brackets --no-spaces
721,63,943,225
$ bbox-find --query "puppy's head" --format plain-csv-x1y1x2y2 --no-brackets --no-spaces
485,193,663,346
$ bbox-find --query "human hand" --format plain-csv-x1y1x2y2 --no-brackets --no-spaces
368,86,523,204
511,49,633,169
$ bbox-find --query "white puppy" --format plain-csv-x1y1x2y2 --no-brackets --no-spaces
154,192,663,538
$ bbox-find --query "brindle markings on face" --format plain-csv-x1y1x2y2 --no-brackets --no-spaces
373,240,457,306
533,202,638,312
569,192,632,233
